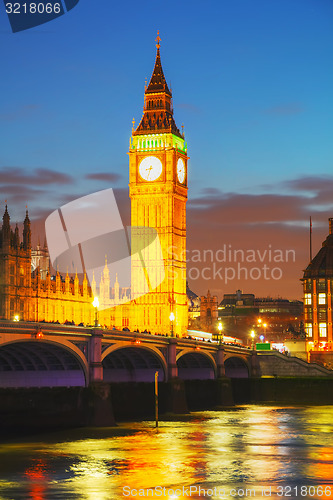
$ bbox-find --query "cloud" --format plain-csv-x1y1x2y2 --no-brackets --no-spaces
282,175,333,193
262,175,333,207
189,191,309,224
0,167,73,186
199,187,223,197
264,103,304,115
0,184,50,204
0,104,40,121
85,172,122,183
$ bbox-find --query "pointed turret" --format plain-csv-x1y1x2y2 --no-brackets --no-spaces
83,271,88,296
2,205,11,245
56,269,61,292
46,271,51,290
102,256,110,300
114,273,120,303
145,33,171,96
134,32,182,138
65,269,70,293
14,224,20,248
23,208,31,251
74,270,79,295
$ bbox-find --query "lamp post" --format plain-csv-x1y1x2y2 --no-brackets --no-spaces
263,323,267,339
218,322,223,345
169,311,175,337
92,297,99,327
250,330,255,350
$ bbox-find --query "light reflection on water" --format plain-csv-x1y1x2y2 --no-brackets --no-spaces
0,406,333,500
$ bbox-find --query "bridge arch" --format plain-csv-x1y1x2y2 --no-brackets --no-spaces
176,349,216,380
102,344,167,382
224,355,250,378
0,339,88,387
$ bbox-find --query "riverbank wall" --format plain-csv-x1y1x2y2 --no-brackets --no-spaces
232,377,333,405
1,377,333,434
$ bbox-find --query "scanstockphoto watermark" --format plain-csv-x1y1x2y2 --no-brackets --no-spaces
168,245,296,283
122,485,257,497
122,485,332,497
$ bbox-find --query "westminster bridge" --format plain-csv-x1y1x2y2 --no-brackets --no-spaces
0,321,330,388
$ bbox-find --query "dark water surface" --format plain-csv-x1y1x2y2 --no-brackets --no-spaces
0,406,333,500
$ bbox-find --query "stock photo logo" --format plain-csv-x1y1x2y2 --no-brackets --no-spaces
45,189,165,310
3,0,80,33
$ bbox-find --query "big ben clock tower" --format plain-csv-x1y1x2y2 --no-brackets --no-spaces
129,33,188,337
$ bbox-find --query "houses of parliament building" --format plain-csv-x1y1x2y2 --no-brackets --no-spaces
0,205,132,328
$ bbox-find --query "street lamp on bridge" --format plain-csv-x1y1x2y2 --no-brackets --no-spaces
218,322,223,345
92,296,99,327
250,330,256,350
263,323,267,338
169,311,175,337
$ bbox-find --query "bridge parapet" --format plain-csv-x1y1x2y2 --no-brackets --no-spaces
0,321,254,386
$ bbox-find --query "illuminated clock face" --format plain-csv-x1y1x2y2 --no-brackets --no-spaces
177,158,185,183
139,156,163,181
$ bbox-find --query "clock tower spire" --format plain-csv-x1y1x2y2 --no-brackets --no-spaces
133,33,183,140
129,34,188,337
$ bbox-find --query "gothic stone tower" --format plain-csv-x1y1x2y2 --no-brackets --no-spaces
129,35,188,336
0,206,32,320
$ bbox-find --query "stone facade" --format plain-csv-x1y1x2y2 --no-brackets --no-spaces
302,218,333,352
128,39,188,336
200,290,218,333
0,207,131,328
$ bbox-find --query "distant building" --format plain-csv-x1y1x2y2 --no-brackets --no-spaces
220,289,255,308
187,281,201,328
254,297,303,342
200,290,218,332
217,290,303,344
255,297,303,316
31,239,49,279
302,218,333,357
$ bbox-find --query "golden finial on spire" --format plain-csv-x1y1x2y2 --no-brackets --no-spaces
144,77,147,91
132,117,135,133
156,30,161,49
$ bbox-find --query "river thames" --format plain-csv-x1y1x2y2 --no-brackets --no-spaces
0,405,332,500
